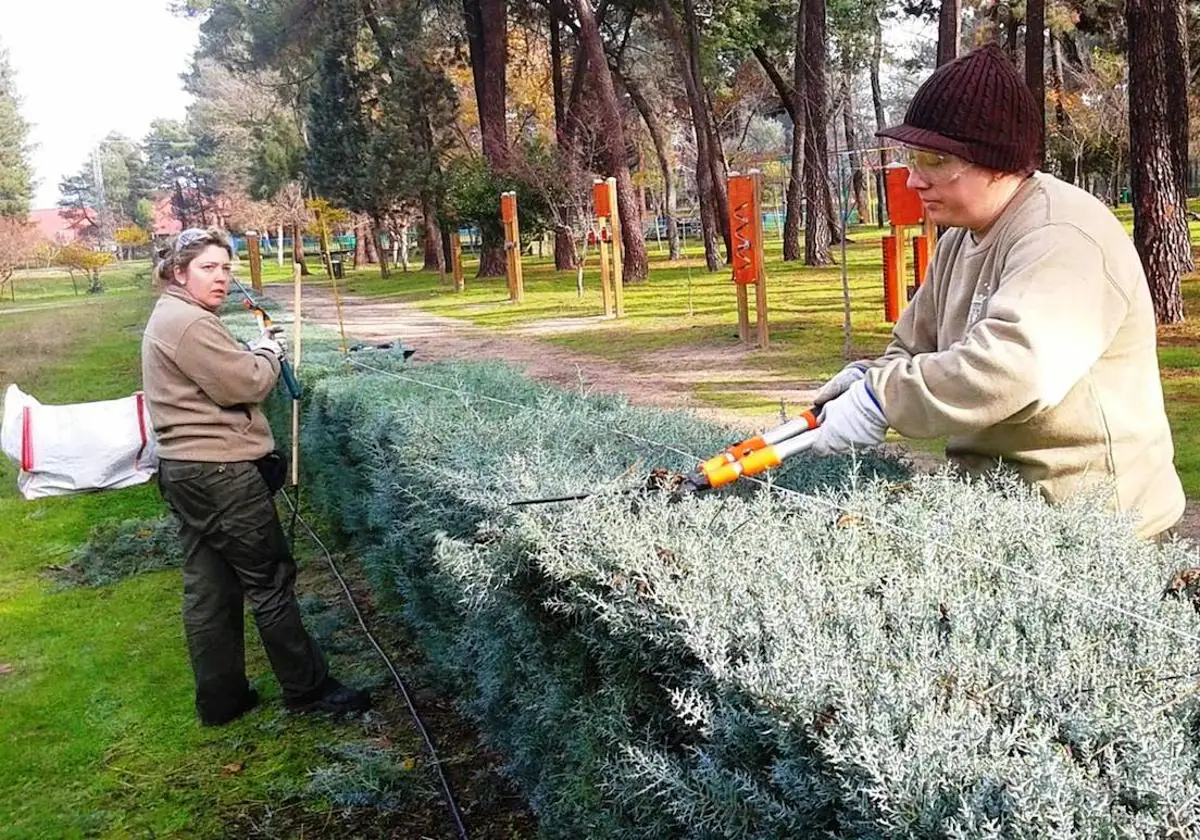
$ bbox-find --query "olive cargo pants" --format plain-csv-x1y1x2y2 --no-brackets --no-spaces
158,459,327,722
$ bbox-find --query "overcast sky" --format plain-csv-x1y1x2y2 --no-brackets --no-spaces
5,0,201,209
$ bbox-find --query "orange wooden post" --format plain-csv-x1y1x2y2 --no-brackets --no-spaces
912,234,929,295
500,191,524,303
882,235,901,323
883,165,924,321
593,179,617,317
728,170,769,348
246,230,264,294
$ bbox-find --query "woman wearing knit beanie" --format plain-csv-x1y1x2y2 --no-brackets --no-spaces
807,44,1184,540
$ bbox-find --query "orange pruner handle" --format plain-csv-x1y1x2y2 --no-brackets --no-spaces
695,409,821,490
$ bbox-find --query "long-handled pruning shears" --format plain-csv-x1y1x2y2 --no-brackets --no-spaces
679,408,821,494
229,276,303,400
508,409,822,506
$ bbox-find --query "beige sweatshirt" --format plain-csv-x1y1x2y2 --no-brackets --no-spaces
141,287,281,462
865,173,1184,539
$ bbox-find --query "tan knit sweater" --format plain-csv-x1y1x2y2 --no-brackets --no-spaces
865,173,1184,539
141,287,280,462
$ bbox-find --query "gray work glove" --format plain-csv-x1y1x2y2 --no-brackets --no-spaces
248,326,286,360
809,379,889,456
813,362,868,408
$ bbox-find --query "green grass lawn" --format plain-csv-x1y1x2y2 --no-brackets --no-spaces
0,294,354,838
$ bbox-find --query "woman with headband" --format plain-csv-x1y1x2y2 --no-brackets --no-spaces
142,227,369,725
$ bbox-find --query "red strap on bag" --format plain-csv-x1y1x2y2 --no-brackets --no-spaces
20,405,32,472
134,392,148,468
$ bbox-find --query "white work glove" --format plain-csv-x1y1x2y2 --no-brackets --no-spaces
809,379,888,456
813,362,868,408
248,326,286,360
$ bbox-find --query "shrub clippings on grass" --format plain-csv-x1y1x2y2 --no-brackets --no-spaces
305,742,434,811
48,516,184,588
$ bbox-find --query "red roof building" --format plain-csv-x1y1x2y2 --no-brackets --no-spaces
28,208,94,243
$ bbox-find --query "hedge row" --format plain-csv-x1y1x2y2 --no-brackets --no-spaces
270,341,1200,839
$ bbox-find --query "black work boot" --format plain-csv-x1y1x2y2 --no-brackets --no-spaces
285,677,371,716
196,677,260,727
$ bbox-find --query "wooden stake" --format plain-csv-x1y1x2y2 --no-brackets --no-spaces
501,192,524,304
734,291,749,341
606,177,624,317
450,231,465,292
923,214,938,252
246,230,264,294
598,223,613,316
752,171,769,349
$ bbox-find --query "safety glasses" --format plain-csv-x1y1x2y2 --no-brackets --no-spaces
900,146,969,185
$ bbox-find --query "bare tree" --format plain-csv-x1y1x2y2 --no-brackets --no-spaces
0,218,39,300
273,182,311,275
619,70,682,260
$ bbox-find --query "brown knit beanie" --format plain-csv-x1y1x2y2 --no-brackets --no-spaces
877,44,1042,173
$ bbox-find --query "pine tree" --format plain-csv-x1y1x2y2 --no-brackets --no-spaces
0,45,33,218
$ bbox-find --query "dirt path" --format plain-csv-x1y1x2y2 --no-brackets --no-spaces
293,285,813,431
289,284,1200,540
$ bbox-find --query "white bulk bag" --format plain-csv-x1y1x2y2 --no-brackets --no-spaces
0,384,158,500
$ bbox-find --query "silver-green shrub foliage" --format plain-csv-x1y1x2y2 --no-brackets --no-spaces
276,339,1200,839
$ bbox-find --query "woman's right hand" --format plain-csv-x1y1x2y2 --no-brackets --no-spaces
248,326,286,360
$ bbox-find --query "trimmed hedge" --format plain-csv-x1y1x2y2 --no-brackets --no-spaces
269,337,1200,838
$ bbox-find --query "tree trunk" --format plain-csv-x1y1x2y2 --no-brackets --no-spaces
464,0,508,168
550,0,566,133
752,46,796,124
548,0,578,272
938,0,961,66
354,221,367,268
464,0,509,277
364,222,379,264
1003,6,1020,62
625,71,682,260
372,215,391,279
784,10,807,261
571,0,649,283
783,124,804,260
751,44,802,257
422,197,444,271
656,0,721,270
871,18,888,226
1127,0,1191,323
1025,0,1045,168
841,62,869,223
292,223,309,275
803,0,832,265
686,0,731,259
1049,30,1067,131
665,176,681,260
397,220,408,272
